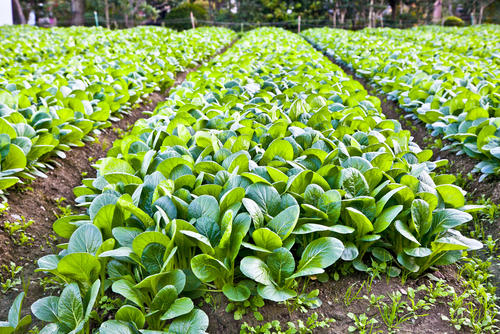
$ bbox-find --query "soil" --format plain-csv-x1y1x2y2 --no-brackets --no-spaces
204,266,466,334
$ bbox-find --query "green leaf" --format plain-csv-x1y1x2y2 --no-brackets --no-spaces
371,247,393,262
252,228,282,251
57,283,84,331
151,285,177,312
222,283,251,302
257,284,297,302
31,296,59,323
341,168,369,197
292,237,344,278
410,199,430,235
84,279,100,319
240,256,274,285
431,230,483,253
345,207,374,237
67,224,103,255
7,292,24,328
112,279,144,308
57,252,101,284
395,220,420,245
169,309,209,334
98,320,135,334
132,231,170,258
261,139,294,165
267,205,299,240
341,242,359,261
219,187,245,214
160,297,194,320
267,247,295,285
374,205,402,233
432,209,472,232
190,254,229,283
436,184,466,208
404,247,431,258
187,195,220,221
317,190,342,224
116,305,145,329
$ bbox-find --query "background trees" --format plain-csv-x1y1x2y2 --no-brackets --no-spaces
11,0,500,28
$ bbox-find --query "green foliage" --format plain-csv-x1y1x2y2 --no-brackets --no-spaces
165,3,208,30
303,25,500,179
443,16,465,26
30,27,482,332
240,312,335,334
0,26,235,195
0,292,32,334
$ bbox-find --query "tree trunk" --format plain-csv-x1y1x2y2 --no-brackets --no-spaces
208,0,214,20
71,0,85,25
12,0,26,24
389,0,397,25
433,0,442,23
368,0,374,28
479,1,494,24
104,0,110,28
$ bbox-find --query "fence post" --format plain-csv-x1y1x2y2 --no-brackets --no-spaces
190,11,195,29
298,15,301,33
94,11,99,27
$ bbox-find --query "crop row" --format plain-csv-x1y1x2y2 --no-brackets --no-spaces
303,26,500,179
0,26,235,194
4,28,482,334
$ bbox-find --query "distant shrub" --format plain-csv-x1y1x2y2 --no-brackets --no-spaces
443,16,464,26
165,3,208,30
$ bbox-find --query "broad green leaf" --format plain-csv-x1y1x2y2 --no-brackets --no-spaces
240,256,273,285
267,205,299,240
190,254,229,283
292,237,344,278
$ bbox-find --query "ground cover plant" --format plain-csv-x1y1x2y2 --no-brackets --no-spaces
0,26,235,195
4,27,485,333
303,25,500,180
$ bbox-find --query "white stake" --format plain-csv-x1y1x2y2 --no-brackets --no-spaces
298,15,301,34
190,11,195,29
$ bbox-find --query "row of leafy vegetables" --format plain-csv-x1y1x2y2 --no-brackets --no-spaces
303,26,500,180
0,26,235,194
2,27,483,333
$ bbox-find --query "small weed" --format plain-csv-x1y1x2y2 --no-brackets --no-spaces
0,261,23,293
226,295,265,321
347,312,379,333
54,197,74,219
240,312,335,334
376,291,413,333
344,281,366,307
2,216,34,246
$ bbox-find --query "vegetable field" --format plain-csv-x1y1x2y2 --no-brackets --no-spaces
0,25,498,334
304,26,500,180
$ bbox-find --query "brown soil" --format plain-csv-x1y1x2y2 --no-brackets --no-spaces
205,266,466,334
